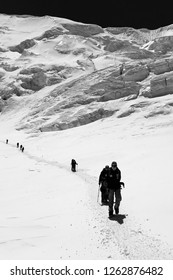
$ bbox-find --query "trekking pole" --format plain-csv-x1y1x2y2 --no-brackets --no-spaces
97,184,100,203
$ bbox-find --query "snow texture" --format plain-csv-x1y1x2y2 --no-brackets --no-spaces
0,113,173,259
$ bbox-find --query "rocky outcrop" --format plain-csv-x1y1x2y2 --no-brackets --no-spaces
9,39,36,53
105,27,149,45
20,65,63,88
62,23,104,37
20,71,47,91
36,27,65,40
18,64,85,89
103,38,135,52
0,83,31,100
0,63,19,72
0,86,13,100
20,65,45,75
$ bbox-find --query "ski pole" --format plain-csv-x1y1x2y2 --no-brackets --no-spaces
97,184,100,203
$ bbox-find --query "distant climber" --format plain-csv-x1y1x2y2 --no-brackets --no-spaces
17,142,19,148
20,144,23,150
98,165,109,205
21,146,24,152
6,139,8,144
71,159,78,172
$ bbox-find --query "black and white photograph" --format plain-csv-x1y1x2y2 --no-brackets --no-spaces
0,1,173,262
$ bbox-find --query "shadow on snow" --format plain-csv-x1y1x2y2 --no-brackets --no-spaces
109,214,127,224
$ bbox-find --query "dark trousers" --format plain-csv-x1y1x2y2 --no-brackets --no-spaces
71,165,76,172
108,188,122,212
101,189,109,203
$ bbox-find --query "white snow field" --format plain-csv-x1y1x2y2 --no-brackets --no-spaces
0,105,173,260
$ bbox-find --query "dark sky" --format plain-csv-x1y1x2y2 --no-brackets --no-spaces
1,1,172,30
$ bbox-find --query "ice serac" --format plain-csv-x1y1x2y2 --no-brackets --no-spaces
122,65,149,82
0,14,173,132
150,71,173,98
147,58,173,74
148,36,173,54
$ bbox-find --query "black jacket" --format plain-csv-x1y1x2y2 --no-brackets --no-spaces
107,167,121,190
99,168,109,185
71,159,77,167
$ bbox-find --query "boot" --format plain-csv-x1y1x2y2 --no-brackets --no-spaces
115,207,119,215
109,210,113,218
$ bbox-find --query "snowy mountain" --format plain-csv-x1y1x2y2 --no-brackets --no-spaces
1,13,173,132
0,14,173,260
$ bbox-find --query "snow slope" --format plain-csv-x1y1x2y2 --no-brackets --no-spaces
0,103,173,259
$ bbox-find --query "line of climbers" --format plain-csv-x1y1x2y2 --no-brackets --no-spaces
6,139,24,152
6,140,124,218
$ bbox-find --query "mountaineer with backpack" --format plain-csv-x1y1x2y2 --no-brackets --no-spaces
107,161,122,217
71,159,78,172
98,165,110,205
